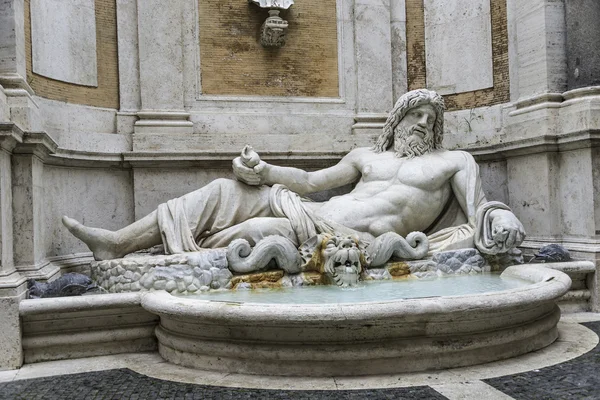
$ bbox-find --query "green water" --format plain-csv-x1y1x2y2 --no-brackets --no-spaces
177,273,530,304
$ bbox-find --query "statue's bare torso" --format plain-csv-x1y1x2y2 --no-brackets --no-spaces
305,148,466,238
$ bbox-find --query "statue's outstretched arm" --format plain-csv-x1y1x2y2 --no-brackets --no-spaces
233,147,362,195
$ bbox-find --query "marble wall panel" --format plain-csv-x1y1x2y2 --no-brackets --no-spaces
43,166,134,257
24,0,119,108
0,149,13,270
36,98,130,153
390,0,408,102
424,0,494,95
133,169,233,220
30,0,98,86
478,160,508,205
558,148,595,237
0,0,26,77
507,153,560,238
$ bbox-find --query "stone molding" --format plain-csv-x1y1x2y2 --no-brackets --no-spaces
134,111,193,135
0,73,34,95
13,131,58,160
0,123,24,152
19,292,158,363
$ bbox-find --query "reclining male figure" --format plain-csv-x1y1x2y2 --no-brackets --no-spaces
63,89,525,261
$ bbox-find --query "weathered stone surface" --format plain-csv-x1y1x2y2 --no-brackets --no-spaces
0,296,22,370
30,0,98,86
92,250,229,294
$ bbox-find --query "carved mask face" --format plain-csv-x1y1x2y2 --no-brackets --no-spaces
322,235,363,287
394,104,436,158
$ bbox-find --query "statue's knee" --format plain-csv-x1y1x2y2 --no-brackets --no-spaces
209,178,237,191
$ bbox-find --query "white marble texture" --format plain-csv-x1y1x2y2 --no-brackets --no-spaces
515,0,567,99
431,381,514,400
507,152,560,238
30,0,98,86
0,297,22,370
116,0,140,112
390,0,407,102
558,148,595,236
0,147,14,271
37,98,128,153
137,0,185,111
0,85,8,122
11,154,44,267
354,0,393,113
42,165,134,258
424,0,494,95
0,0,26,78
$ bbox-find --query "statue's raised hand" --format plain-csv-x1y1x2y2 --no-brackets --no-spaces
232,145,267,186
490,209,525,249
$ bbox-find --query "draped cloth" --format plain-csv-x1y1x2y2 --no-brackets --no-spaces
269,184,335,244
425,152,515,255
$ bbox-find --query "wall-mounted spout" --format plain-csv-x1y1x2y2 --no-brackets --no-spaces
248,0,294,48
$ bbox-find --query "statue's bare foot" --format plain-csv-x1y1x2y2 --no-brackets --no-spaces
62,216,123,261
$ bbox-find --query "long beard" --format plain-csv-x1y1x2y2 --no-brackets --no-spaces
394,126,434,158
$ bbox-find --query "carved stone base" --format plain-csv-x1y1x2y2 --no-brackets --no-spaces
92,247,505,294
91,250,231,294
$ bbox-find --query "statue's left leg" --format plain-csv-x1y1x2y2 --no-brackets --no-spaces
199,217,297,248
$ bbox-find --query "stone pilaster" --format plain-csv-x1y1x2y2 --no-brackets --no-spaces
352,0,394,134
0,123,26,298
0,0,26,84
0,296,22,370
12,132,59,281
390,0,407,103
0,0,41,132
133,0,192,142
116,0,141,136
565,0,600,90
514,0,567,100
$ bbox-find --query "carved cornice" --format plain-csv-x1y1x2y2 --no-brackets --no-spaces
12,131,58,160
471,130,600,162
0,122,24,152
41,149,346,169
123,151,346,169
0,73,35,95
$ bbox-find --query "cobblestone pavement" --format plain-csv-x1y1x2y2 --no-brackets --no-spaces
0,369,447,400
485,321,600,400
1,322,599,400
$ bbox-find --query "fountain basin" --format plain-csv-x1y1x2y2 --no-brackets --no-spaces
141,265,571,376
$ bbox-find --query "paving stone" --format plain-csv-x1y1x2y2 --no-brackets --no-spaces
0,368,447,400
485,321,600,400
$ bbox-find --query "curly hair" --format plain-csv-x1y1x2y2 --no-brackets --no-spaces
373,89,445,153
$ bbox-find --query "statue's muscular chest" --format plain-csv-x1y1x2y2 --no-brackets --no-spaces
358,152,457,190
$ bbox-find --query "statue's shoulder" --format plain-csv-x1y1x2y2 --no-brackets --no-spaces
441,149,477,169
342,147,373,163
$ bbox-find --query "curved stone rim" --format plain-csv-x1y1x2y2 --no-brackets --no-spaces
141,265,571,323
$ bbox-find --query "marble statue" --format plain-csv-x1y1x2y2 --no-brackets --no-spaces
63,89,525,285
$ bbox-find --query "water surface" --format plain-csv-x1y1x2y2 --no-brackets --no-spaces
178,273,530,304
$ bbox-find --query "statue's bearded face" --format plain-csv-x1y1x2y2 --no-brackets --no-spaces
394,104,437,158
